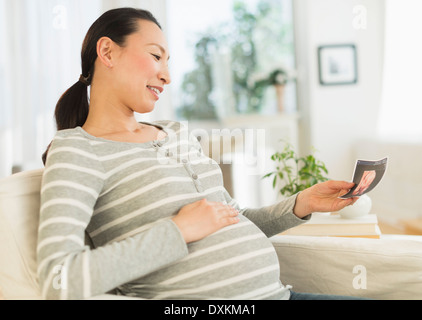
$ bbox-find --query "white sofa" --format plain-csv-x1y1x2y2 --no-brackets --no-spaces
1,169,421,300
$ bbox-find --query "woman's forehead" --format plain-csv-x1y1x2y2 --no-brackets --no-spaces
131,20,167,46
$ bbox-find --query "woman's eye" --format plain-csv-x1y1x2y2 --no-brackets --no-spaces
151,54,161,61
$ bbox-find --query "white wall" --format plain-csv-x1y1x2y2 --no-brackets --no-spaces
294,0,385,181
354,139,422,222
293,0,422,223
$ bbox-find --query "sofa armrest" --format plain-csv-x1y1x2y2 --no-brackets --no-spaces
271,235,422,300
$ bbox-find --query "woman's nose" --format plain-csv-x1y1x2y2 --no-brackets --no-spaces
159,65,171,85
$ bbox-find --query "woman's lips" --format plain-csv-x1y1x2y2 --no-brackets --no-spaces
147,85,163,100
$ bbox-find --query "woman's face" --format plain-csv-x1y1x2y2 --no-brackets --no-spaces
112,20,171,114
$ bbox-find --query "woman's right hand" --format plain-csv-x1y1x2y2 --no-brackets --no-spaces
172,199,240,243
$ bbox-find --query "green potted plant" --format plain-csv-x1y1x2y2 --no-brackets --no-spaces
263,141,329,197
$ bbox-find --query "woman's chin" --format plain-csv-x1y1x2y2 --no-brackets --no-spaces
132,103,156,114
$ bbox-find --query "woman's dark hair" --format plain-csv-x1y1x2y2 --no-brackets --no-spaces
42,8,161,164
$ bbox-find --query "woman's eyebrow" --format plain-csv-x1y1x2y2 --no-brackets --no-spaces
147,43,170,60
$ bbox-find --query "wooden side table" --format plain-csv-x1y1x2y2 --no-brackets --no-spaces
400,218,422,235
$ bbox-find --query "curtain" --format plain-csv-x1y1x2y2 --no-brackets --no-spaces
377,0,422,142
0,0,168,178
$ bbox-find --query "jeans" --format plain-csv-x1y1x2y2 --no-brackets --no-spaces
289,291,371,300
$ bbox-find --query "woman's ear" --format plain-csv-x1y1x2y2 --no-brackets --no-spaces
96,37,114,68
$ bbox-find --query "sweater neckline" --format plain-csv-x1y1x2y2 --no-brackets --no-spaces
75,121,170,148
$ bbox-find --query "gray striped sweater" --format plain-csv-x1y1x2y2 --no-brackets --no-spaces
37,120,307,300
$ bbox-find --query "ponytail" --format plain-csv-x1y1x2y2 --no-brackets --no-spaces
41,78,90,165
55,79,90,131
42,7,162,165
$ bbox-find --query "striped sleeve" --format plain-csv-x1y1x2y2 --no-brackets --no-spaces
37,131,188,300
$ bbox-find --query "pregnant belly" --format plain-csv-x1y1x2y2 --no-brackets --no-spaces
119,217,287,300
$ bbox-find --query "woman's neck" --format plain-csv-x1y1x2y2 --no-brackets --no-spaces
83,108,141,135
84,85,141,135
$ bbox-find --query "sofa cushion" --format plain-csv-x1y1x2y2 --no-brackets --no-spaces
272,235,422,300
0,169,44,300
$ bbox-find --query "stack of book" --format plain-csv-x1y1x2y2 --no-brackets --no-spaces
281,213,381,239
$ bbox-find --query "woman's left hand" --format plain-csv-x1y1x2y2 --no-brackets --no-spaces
293,180,359,218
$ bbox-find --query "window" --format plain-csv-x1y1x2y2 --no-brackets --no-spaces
166,0,296,121
0,0,168,177
377,0,422,142
0,0,102,177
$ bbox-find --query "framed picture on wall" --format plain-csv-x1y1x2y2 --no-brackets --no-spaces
318,44,358,85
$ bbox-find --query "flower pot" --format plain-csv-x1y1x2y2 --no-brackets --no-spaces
275,84,286,113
